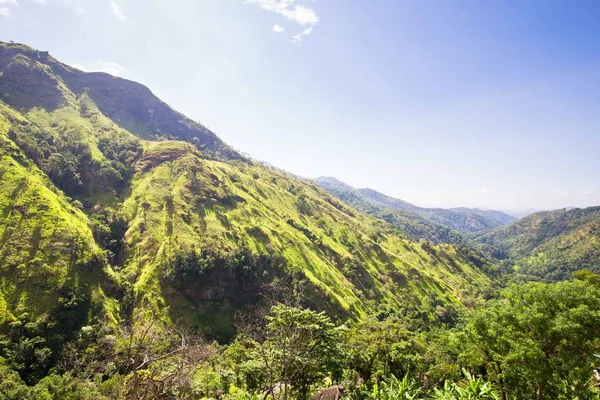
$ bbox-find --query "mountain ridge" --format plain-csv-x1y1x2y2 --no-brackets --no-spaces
0,41,493,344
0,41,240,160
314,176,517,235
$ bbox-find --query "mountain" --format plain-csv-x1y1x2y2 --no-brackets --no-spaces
0,42,493,345
0,42,239,160
448,207,517,226
503,208,539,219
311,177,462,244
313,177,517,236
471,206,600,281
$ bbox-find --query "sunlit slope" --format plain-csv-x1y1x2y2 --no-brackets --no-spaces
472,207,600,280
0,40,494,340
121,141,492,335
0,104,107,323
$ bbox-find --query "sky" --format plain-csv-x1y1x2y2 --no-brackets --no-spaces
1,0,600,213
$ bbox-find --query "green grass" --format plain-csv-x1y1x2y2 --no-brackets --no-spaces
0,108,106,322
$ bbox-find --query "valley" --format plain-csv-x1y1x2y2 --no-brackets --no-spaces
0,41,598,400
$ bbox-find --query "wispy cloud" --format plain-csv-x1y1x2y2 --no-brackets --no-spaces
0,0,17,18
272,24,285,33
479,188,497,194
73,61,125,77
246,0,319,43
292,26,312,43
109,0,126,21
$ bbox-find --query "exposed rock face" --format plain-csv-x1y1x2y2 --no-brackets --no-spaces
312,385,345,400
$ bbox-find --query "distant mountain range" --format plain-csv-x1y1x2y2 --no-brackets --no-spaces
313,177,516,242
313,177,600,282
503,208,539,219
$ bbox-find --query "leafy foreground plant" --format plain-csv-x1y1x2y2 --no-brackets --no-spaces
353,371,499,400
353,374,423,400
377,374,423,400
431,370,499,400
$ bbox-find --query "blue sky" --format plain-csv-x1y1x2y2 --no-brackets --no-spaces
1,0,599,212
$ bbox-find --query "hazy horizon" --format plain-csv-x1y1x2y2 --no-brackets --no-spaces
1,0,599,211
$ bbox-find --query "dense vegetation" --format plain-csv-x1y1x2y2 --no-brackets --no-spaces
0,41,599,400
471,207,600,281
1,276,599,399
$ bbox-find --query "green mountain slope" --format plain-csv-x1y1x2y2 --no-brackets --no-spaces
471,207,600,280
121,143,494,337
0,41,494,342
0,103,111,326
313,176,516,237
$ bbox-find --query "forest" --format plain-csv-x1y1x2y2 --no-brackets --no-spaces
1,274,600,399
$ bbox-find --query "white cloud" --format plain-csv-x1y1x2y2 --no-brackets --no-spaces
479,188,497,194
31,0,46,4
0,7,11,16
287,4,318,26
109,0,125,20
73,61,125,77
0,0,18,5
292,26,313,43
246,0,318,43
272,24,285,33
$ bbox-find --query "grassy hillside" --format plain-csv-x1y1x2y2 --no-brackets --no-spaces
0,103,111,328
471,207,600,280
118,141,494,338
0,41,494,343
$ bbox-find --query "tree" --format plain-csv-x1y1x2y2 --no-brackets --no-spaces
459,280,600,400
58,310,215,399
254,305,344,400
346,317,425,388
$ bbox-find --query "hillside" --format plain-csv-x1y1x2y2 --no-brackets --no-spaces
0,42,239,160
0,41,494,345
0,103,110,326
313,176,516,237
471,206,600,281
